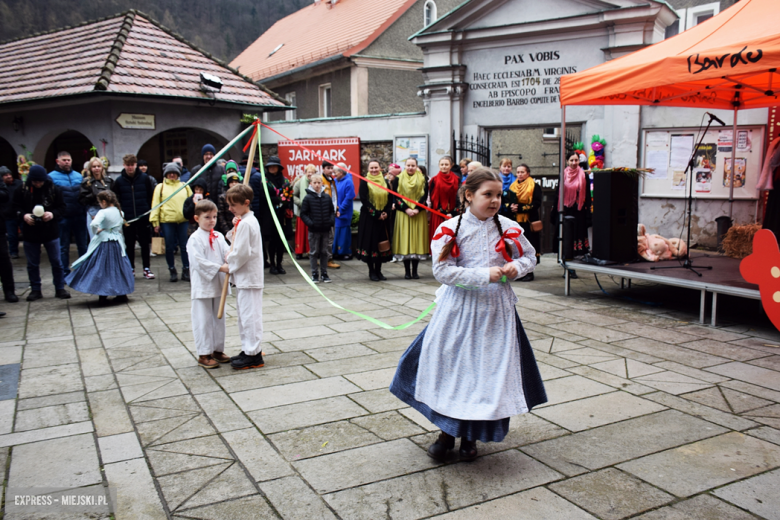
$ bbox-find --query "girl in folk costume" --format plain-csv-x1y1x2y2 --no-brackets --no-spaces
293,164,316,259
505,163,542,281
428,156,461,243
561,153,591,252
356,160,393,281
332,163,356,259
66,191,134,305
392,158,429,279
390,168,546,462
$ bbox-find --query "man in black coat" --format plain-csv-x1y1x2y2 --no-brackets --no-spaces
12,165,69,301
111,154,156,280
0,168,18,303
189,144,225,206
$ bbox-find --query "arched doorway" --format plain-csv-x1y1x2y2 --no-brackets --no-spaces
44,130,95,173
137,128,233,181
0,137,17,176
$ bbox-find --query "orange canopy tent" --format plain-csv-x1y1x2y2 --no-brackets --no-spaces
558,0,780,225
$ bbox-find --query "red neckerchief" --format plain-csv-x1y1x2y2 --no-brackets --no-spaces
496,228,523,262
209,229,217,250
432,227,460,257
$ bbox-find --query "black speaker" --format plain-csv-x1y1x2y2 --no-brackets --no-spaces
591,171,638,263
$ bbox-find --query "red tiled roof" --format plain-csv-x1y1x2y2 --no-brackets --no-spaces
0,11,287,108
230,0,417,81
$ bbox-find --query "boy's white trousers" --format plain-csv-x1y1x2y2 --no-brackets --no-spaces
191,298,226,356
236,288,263,356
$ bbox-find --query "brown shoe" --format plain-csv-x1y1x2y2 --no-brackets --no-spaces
212,352,231,363
198,355,219,369
327,260,341,269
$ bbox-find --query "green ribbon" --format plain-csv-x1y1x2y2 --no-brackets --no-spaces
254,132,436,330
126,125,255,224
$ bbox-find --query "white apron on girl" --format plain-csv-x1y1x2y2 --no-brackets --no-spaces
417,208,537,421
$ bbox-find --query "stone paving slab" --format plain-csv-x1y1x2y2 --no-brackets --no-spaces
3,252,780,519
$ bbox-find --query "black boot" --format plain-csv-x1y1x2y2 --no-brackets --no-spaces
276,253,286,274
412,259,420,279
181,267,190,282
375,261,386,281
459,438,478,462
403,260,411,280
5,291,18,303
368,263,379,281
169,267,178,282
427,431,455,462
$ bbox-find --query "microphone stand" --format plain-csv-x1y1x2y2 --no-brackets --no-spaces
651,114,718,277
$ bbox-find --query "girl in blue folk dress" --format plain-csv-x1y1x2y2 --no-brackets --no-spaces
66,191,134,305
390,168,547,462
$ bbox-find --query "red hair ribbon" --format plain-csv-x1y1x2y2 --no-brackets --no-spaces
495,228,523,262
209,229,217,250
432,227,460,258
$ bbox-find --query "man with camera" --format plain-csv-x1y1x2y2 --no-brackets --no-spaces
12,165,69,301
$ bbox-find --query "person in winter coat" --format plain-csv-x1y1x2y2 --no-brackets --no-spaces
300,174,335,283
251,156,292,275
0,172,18,302
217,166,242,236
293,164,316,259
79,157,115,240
183,176,209,236
112,154,156,280
48,151,88,275
2,166,23,259
189,144,225,207
151,163,193,282
174,156,192,182
332,163,355,260
12,165,70,301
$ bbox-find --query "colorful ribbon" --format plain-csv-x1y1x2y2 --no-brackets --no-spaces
496,228,524,262
242,121,260,153
432,227,460,258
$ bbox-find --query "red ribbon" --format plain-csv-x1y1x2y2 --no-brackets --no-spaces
432,227,460,258
209,229,217,250
243,121,260,153
495,228,523,262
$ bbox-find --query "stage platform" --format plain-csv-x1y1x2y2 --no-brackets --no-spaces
563,254,760,326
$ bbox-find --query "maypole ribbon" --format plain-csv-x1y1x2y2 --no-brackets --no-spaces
258,122,449,220
126,122,257,224
255,129,436,331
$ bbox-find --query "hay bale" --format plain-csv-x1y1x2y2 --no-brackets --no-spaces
722,223,762,258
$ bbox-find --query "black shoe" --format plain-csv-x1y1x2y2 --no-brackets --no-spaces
0,311,5,317
5,292,18,303
55,289,71,299
269,266,279,275
114,295,129,303
312,273,320,284
518,272,534,282
276,265,286,275
427,432,455,462
321,274,332,283
181,268,190,282
369,269,379,282
412,261,420,279
230,352,246,362
26,290,43,302
169,267,178,282
569,270,578,279
98,295,109,306
10,254,19,259
296,254,303,260
405,272,412,280
342,255,353,261
231,352,264,370
459,439,478,462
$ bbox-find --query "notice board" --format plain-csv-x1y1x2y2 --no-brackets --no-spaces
393,135,429,170
640,126,764,199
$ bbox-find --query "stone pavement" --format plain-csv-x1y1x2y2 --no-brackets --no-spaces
2,250,780,519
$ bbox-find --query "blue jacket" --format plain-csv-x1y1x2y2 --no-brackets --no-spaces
111,169,154,221
48,168,84,218
334,176,355,228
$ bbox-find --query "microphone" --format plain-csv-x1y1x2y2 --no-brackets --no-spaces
707,112,727,126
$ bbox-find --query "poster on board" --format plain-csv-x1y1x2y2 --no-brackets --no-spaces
723,157,747,188
394,135,428,170
695,168,712,193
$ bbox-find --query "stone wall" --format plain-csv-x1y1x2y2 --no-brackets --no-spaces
360,141,393,173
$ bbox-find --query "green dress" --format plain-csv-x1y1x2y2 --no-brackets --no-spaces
391,175,429,259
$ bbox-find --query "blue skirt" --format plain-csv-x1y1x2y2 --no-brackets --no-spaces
390,312,547,442
333,225,352,256
66,241,135,296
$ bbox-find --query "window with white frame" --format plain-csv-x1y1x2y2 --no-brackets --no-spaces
285,92,297,120
424,0,437,27
666,2,720,38
319,84,332,118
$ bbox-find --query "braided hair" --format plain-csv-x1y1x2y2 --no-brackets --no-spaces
437,167,513,261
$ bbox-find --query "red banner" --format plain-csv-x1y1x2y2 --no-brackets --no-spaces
278,138,360,190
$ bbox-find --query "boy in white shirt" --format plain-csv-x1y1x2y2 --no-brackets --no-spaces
225,185,265,370
186,200,230,369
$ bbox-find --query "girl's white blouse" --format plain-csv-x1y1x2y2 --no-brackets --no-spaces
416,208,537,421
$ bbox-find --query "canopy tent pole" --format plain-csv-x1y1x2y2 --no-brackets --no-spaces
728,103,739,219
558,105,567,269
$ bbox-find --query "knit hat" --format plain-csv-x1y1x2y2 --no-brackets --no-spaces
224,171,242,186
202,144,216,157
0,166,11,175
137,159,148,167
163,162,181,177
225,160,238,173
28,165,48,182
265,156,283,169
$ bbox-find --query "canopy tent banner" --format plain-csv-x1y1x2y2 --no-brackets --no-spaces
560,0,780,110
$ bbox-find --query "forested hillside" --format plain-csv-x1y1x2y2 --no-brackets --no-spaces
0,0,307,61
